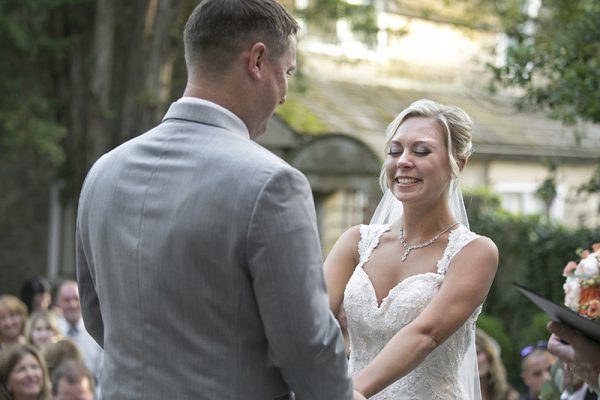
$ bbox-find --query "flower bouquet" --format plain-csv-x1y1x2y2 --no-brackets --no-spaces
563,243,600,321
539,243,600,400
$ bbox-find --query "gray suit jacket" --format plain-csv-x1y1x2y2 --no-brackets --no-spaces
76,101,352,399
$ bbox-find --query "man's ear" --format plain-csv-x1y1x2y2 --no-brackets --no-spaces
248,42,266,80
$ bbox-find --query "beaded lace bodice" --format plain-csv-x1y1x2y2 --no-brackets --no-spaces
344,223,481,400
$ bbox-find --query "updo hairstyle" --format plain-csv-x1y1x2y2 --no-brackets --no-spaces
379,99,473,191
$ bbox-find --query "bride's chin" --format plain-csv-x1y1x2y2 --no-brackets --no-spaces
392,190,416,201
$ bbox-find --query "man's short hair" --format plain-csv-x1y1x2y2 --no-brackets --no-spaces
184,0,298,73
51,359,95,396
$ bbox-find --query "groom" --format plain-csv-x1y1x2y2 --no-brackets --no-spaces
75,1,354,399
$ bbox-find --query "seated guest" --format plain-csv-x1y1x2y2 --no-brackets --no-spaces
20,277,52,314
42,338,85,380
0,343,50,400
476,329,519,400
0,295,28,351
51,359,95,400
25,310,63,350
54,281,102,383
519,341,556,400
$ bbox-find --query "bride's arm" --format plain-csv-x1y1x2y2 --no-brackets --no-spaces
323,225,361,314
353,236,499,398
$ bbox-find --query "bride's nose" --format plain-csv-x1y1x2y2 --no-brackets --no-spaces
396,151,414,168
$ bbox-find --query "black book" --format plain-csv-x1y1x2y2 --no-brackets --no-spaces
513,282,600,343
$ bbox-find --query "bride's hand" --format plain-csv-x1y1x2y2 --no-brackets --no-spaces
353,390,367,399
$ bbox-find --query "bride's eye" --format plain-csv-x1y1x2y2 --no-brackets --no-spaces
387,147,403,157
413,146,431,156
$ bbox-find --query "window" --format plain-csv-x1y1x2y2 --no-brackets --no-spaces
319,190,368,254
494,181,564,219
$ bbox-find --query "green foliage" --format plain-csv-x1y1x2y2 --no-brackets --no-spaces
535,177,557,215
473,0,600,196
472,210,599,320
487,0,600,125
477,313,514,359
456,0,600,197
0,0,85,168
276,98,331,134
0,98,66,166
535,159,558,217
298,0,378,46
467,189,600,387
520,313,552,347
540,362,564,400
578,162,600,195
464,186,502,216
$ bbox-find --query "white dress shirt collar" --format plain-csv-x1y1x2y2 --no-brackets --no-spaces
561,383,591,400
177,97,249,137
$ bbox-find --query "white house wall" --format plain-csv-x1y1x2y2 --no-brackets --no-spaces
464,158,599,227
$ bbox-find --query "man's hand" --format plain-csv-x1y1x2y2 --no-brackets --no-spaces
547,321,600,392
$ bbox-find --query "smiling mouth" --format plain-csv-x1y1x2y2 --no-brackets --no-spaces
395,177,420,184
22,381,41,390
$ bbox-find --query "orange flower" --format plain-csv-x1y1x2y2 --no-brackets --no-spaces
563,242,600,320
579,286,600,307
586,299,600,319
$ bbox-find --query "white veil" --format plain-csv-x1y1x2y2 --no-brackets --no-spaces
459,327,482,400
369,178,481,400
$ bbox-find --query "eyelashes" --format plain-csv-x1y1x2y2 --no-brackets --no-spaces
387,147,431,157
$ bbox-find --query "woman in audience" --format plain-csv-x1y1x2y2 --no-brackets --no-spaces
24,311,62,351
0,343,50,400
41,338,85,381
0,296,28,352
476,328,519,400
19,278,52,315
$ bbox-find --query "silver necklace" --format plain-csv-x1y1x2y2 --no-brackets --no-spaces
398,221,459,262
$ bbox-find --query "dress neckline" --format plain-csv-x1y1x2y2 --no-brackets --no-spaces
357,267,442,310
356,223,464,309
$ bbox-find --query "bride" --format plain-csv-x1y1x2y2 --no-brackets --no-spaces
326,99,498,399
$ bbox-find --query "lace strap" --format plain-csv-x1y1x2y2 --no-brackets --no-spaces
436,225,481,275
357,224,391,266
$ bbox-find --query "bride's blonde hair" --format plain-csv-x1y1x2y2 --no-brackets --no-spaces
379,99,473,191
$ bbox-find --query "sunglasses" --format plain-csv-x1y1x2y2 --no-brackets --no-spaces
519,340,548,358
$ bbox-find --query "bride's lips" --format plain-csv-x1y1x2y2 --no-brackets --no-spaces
394,176,421,185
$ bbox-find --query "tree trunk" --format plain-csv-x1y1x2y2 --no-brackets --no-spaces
60,0,188,279
89,0,115,162
0,0,195,292
117,0,182,143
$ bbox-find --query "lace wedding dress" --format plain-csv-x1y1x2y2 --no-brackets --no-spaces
344,223,482,399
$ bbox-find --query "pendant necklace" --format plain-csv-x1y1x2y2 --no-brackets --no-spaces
398,221,459,262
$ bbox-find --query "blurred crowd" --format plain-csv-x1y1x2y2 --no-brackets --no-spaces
1,276,597,399
0,277,102,400
476,328,597,400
